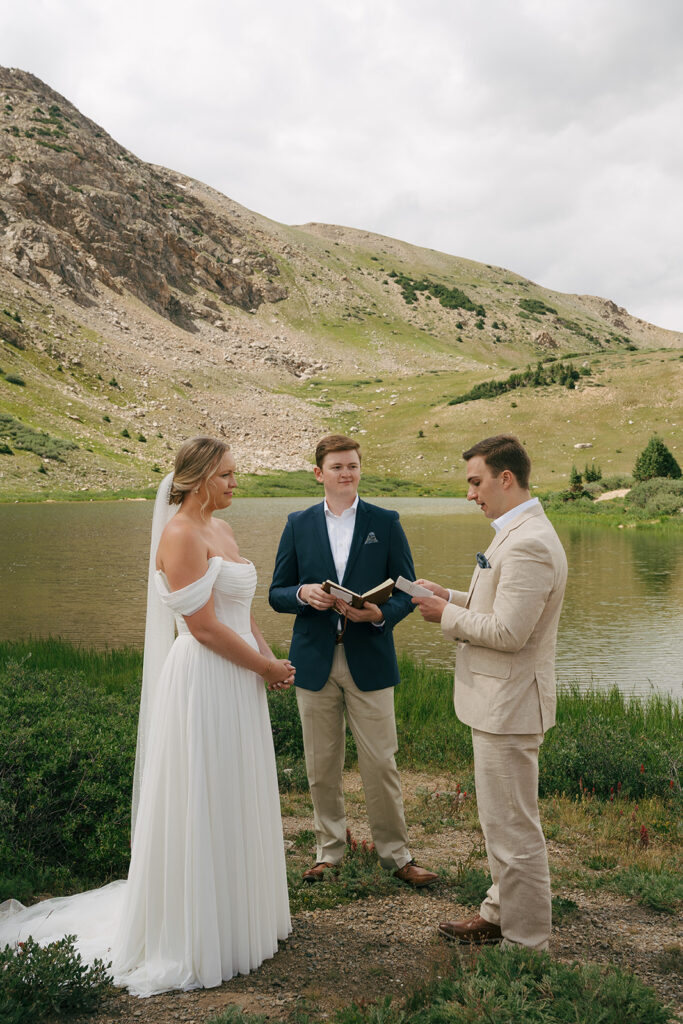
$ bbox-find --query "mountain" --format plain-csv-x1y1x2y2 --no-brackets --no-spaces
1,66,681,499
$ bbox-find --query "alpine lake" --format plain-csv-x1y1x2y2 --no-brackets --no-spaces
1,497,681,698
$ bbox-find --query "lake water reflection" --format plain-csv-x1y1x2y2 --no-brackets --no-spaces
1,498,681,698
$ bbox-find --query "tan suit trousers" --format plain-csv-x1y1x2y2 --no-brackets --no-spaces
472,728,552,951
296,645,411,870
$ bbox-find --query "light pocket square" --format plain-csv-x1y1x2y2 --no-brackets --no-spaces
364,532,379,545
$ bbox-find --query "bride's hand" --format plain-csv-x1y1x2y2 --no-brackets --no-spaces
263,658,295,690
269,669,295,692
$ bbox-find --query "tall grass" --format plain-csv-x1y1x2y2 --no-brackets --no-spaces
0,640,680,903
0,638,142,693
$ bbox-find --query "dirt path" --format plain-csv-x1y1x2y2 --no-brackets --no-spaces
94,772,682,1024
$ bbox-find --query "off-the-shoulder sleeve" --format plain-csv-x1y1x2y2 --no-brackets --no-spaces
154,556,223,615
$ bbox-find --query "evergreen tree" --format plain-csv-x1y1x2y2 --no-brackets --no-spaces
569,465,584,495
632,435,682,481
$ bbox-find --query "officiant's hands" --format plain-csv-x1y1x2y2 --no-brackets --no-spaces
300,583,337,610
336,599,384,624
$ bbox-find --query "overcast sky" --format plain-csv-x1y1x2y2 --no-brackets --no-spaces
2,0,683,331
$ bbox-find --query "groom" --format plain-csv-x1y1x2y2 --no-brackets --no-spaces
414,435,567,950
269,434,437,887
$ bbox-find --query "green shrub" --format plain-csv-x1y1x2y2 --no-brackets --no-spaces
0,657,137,895
4,374,25,386
607,866,682,914
0,413,77,461
539,687,681,800
519,297,557,316
626,477,683,517
449,361,580,406
0,934,112,1023
391,944,672,1024
391,273,485,316
633,435,681,481
599,473,633,490
268,685,304,759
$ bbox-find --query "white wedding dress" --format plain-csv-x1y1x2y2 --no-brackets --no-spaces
0,556,291,996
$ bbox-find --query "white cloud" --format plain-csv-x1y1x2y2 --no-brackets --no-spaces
1,0,682,329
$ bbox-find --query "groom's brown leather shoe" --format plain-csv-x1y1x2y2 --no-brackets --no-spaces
394,860,438,887
302,861,335,883
438,914,502,944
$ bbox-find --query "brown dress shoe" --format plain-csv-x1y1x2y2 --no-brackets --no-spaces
393,860,438,887
438,914,502,944
302,861,335,883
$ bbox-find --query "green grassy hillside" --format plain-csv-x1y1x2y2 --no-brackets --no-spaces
1,66,682,499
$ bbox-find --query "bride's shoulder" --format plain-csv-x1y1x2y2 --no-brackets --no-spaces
213,517,236,540
157,516,206,569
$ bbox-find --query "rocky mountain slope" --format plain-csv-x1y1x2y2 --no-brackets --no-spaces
1,66,681,498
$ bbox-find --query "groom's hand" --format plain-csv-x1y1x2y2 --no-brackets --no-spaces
300,583,336,610
413,594,448,622
416,578,450,601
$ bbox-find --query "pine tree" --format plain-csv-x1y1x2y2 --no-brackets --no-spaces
569,465,584,495
632,436,682,481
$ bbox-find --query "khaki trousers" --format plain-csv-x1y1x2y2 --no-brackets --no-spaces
472,728,551,951
296,646,411,870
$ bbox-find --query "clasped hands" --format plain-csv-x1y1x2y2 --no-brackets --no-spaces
299,583,384,624
263,658,295,691
411,578,449,622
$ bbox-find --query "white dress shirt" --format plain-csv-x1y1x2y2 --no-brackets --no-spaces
325,495,359,581
297,495,384,627
491,496,540,533
296,496,358,605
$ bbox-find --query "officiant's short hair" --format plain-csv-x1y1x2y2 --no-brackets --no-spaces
462,434,531,489
315,434,361,468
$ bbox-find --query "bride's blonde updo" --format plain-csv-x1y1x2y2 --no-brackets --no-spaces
169,436,231,506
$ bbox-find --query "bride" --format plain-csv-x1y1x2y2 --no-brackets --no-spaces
0,437,293,995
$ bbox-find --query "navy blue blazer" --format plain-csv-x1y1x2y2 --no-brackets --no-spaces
268,498,416,692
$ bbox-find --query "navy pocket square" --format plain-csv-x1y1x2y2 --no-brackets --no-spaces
364,532,379,545
476,552,492,569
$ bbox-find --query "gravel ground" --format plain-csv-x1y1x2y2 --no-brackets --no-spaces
90,771,682,1024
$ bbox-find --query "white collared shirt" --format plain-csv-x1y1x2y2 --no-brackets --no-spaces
324,494,359,582
447,497,540,603
491,496,540,533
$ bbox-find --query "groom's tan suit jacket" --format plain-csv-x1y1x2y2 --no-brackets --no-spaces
440,504,567,735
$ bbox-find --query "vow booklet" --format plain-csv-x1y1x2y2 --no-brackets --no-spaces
321,578,395,608
395,576,433,597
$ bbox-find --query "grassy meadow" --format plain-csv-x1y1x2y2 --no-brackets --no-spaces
0,639,680,906
0,638,681,1023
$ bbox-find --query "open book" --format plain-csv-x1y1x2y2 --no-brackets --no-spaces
321,578,395,609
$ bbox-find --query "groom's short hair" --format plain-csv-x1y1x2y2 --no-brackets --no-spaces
315,434,362,468
463,434,531,489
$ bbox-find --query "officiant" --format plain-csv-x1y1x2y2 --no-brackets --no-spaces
269,434,437,887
